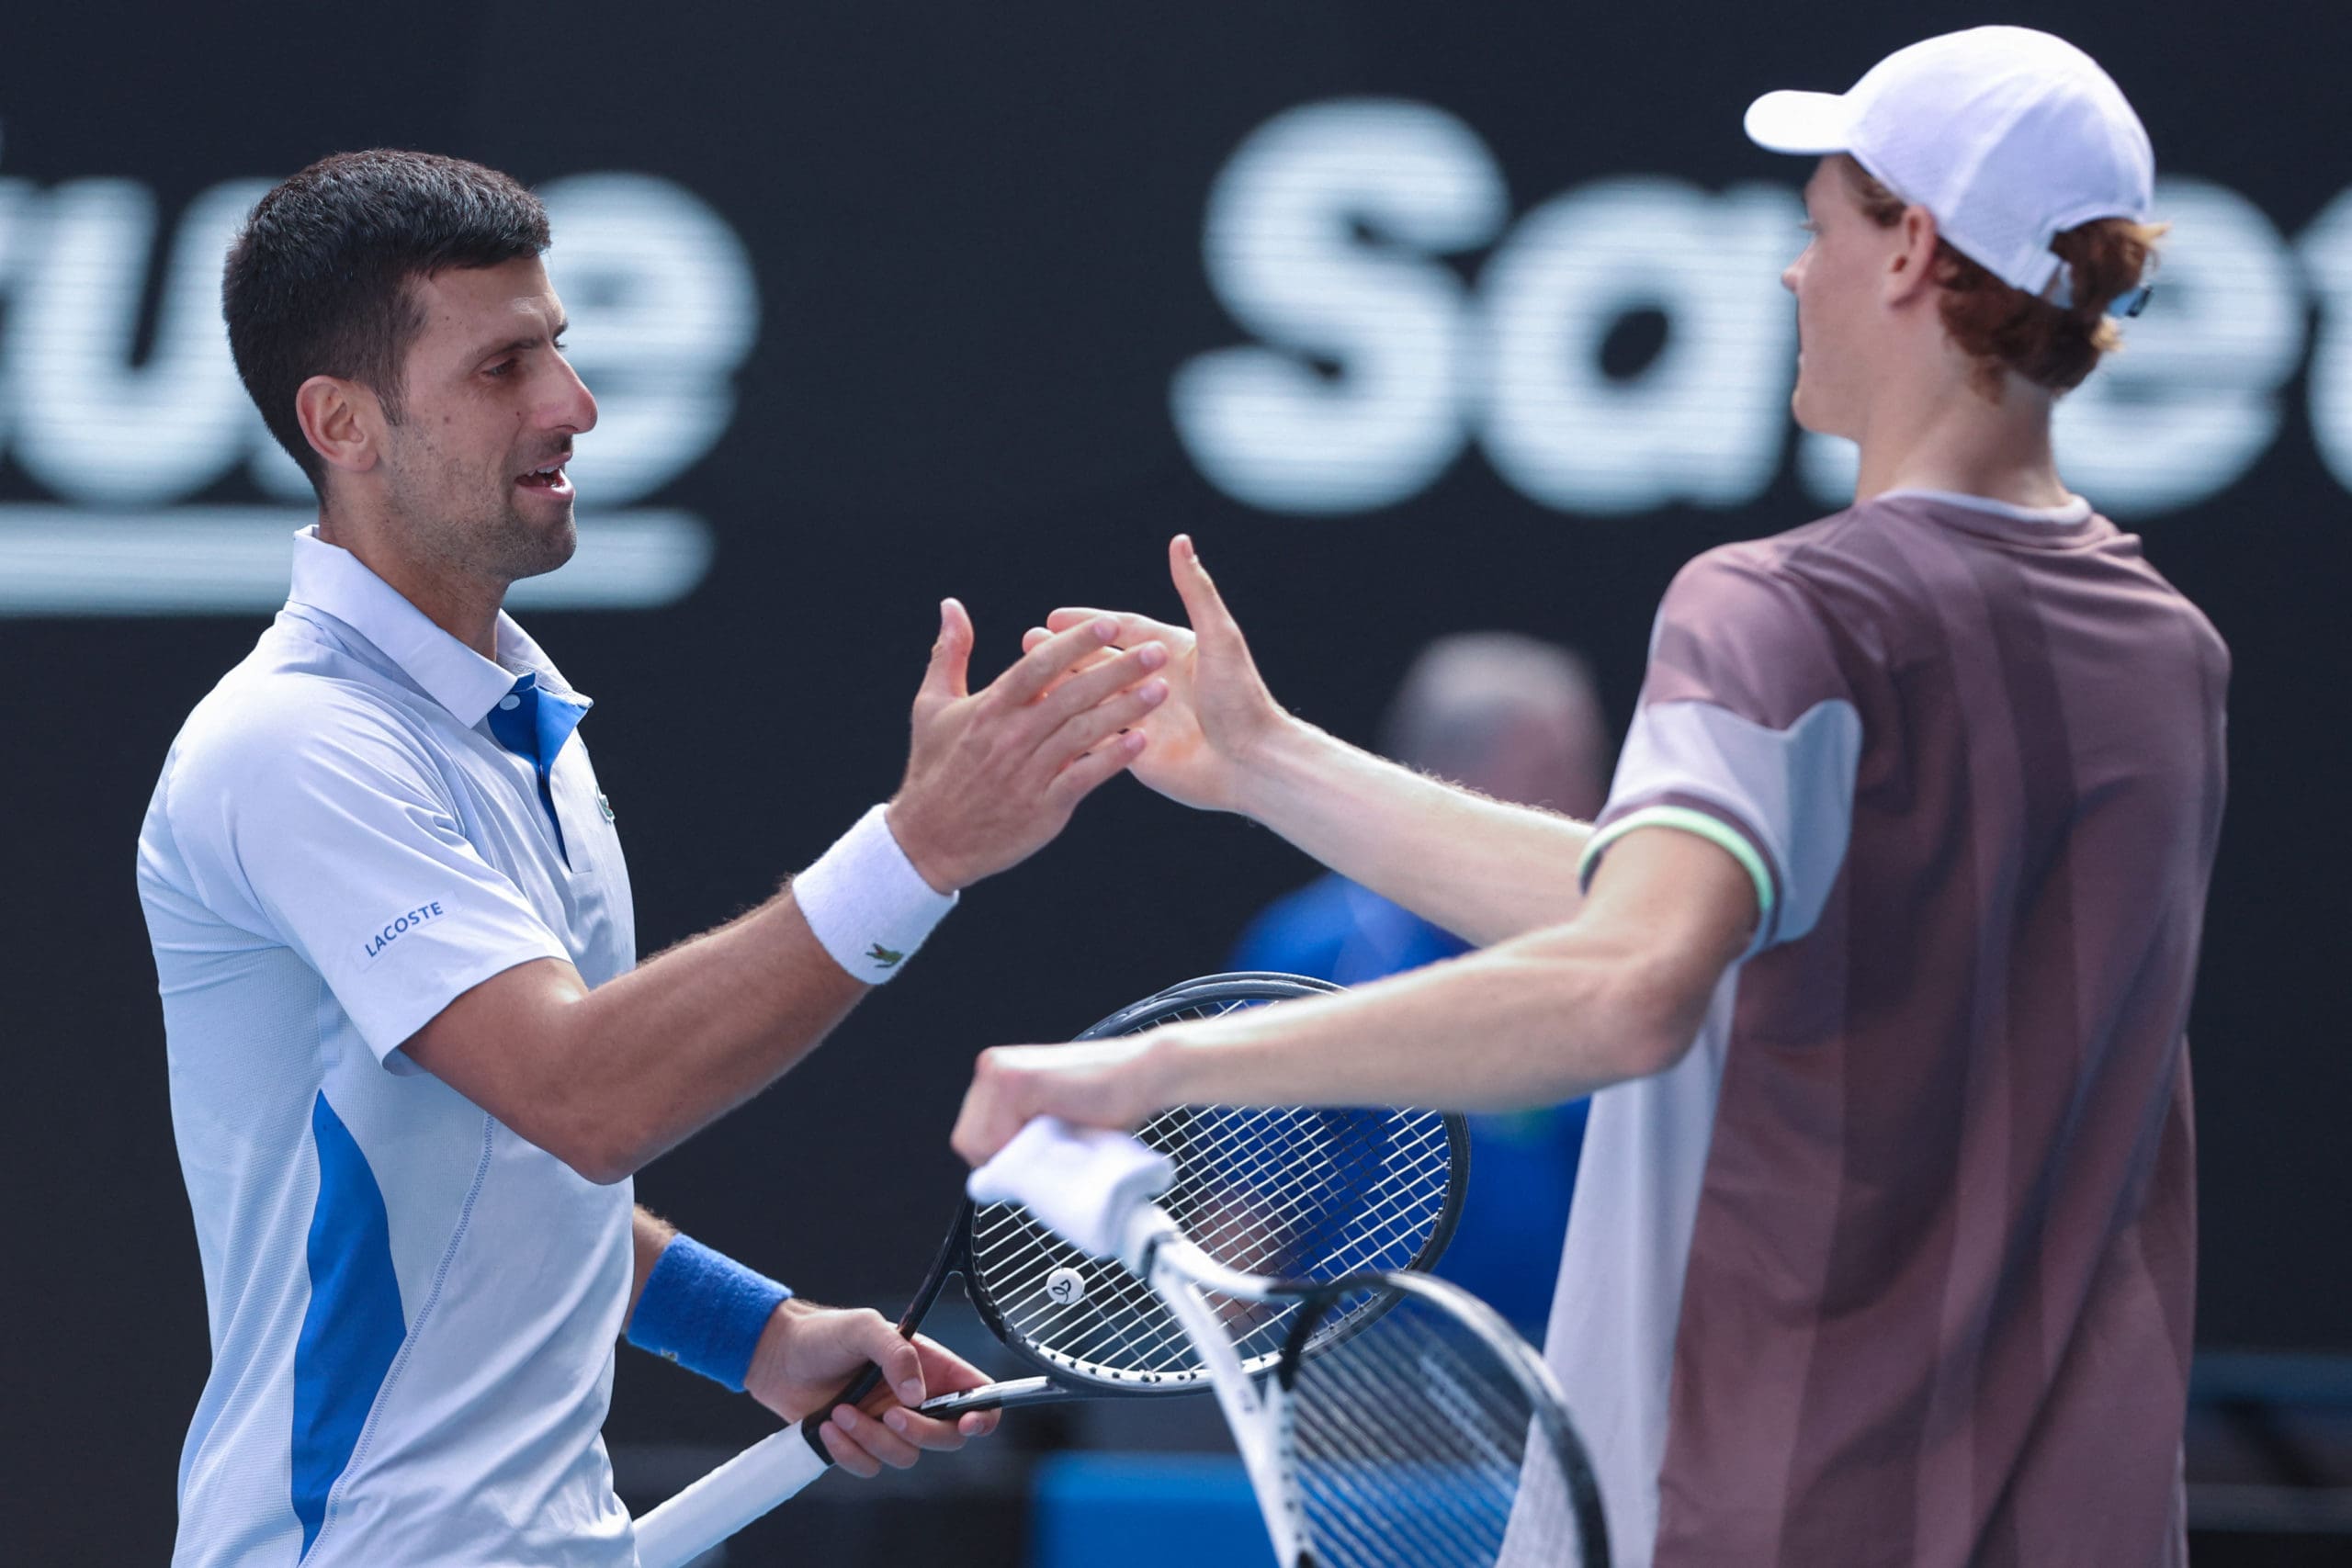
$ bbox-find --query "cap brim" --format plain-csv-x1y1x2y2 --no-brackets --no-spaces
1744,89,1858,154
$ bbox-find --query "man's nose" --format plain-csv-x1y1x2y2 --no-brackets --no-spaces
547,356,598,435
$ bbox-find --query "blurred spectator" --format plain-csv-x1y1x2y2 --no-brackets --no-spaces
1229,633,1612,1336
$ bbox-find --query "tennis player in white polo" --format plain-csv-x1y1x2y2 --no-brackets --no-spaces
953,29,2221,1566
138,151,1173,1566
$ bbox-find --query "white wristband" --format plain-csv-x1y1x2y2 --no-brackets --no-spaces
791,804,958,983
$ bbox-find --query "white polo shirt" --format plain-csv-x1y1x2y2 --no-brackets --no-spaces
140,528,640,1567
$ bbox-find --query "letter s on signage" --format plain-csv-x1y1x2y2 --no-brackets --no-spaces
1170,100,1509,514
1171,99,1802,519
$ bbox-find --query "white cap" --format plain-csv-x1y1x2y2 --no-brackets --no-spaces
1744,27,2154,313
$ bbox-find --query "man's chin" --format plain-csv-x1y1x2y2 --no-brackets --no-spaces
1788,389,1854,444
501,508,580,582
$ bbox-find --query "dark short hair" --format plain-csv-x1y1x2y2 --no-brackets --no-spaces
222,150,551,493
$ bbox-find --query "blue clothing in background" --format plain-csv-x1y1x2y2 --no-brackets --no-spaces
1230,874,1586,1337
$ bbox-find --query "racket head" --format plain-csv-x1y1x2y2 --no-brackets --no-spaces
1273,1269,1611,1568
963,973,1469,1396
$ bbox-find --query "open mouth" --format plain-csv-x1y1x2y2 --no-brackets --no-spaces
515,458,573,498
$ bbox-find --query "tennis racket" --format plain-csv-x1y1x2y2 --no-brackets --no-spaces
631,972,1469,1568
973,1116,1611,1568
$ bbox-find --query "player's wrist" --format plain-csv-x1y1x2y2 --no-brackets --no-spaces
794,804,960,982
744,1296,815,1406
879,795,964,894
1230,713,1336,824
1135,1023,1204,1115
627,1234,795,1393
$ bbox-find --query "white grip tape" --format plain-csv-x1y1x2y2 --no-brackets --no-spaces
631,1425,830,1568
792,804,958,983
967,1117,1176,1264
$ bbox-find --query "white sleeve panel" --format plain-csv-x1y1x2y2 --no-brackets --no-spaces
1590,697,1862,952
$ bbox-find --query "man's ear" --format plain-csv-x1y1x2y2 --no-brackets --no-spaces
1883,204,1943,308
293,375,386,479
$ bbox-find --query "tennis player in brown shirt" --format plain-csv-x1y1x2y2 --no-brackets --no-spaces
955,27,2222,1567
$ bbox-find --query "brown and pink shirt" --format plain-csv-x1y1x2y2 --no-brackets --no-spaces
1552,490,2227,1566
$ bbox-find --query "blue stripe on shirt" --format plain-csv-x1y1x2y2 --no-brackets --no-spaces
291,1091,407,1557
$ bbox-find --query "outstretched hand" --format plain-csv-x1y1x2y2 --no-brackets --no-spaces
886,598,1170,891
1020,535,1291,816
745,1299,1000,1478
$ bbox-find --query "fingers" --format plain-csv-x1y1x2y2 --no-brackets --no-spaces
1044,728,1148,811
811,1321,926,1473
1043,607,1186,647
1032,640,1167,727
954,1045,1059,1166
908,1335,1000,1440
808,1313,1001,1475
836,1311,928,1409
820,1404,922,1473
1023,629,1125,706
952,1055,1023,1167
828,1335,997,1468
1040,678,1164,772
919,597,975,705
989,615,1124,708
875,1402,990,1450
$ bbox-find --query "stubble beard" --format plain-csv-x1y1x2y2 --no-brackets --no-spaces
382,434,580,590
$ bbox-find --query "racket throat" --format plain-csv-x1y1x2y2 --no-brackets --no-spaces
1161,1269,1309,1566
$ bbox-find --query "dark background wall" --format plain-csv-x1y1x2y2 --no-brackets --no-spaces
3,1,2345,1560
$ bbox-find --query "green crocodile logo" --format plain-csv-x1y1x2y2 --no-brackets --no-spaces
867,943,905,969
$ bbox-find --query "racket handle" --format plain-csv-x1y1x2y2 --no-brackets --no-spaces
808,1361,887,1454
630,1424,830,1568
967,1116,1174,1265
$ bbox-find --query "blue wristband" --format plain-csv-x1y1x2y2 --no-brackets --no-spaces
626,1235,793,1392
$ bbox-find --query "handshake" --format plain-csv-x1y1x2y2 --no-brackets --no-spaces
893,533,1623,1169
879,532,1283,897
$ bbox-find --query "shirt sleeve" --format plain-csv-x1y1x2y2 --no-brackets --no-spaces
164,682,571,1063
1578,547,1862,954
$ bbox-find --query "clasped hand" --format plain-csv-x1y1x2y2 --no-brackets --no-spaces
885,597,1170,892
747,1298,998,1477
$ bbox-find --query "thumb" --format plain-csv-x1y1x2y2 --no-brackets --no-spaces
1168,536,1245,654
921,597,974,702
856,1317,927,1407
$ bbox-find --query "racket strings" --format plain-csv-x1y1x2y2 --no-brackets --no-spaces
971,1102,1444,1378
1150,1106,1446,1289
1286,1292,1580,1568
967,991,1456,1386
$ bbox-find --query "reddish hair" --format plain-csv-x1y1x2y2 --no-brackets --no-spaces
1838,156,2164,400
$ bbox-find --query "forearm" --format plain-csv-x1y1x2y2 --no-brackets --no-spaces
544,890,867,1179
953,826,1758,1165
1140,919,1688,1114
1237,718,1594,947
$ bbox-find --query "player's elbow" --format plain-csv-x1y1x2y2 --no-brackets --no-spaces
507,1079,658,1185
566,1140,643,1188
521,1112,643,1186
1590,953,1717,1081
